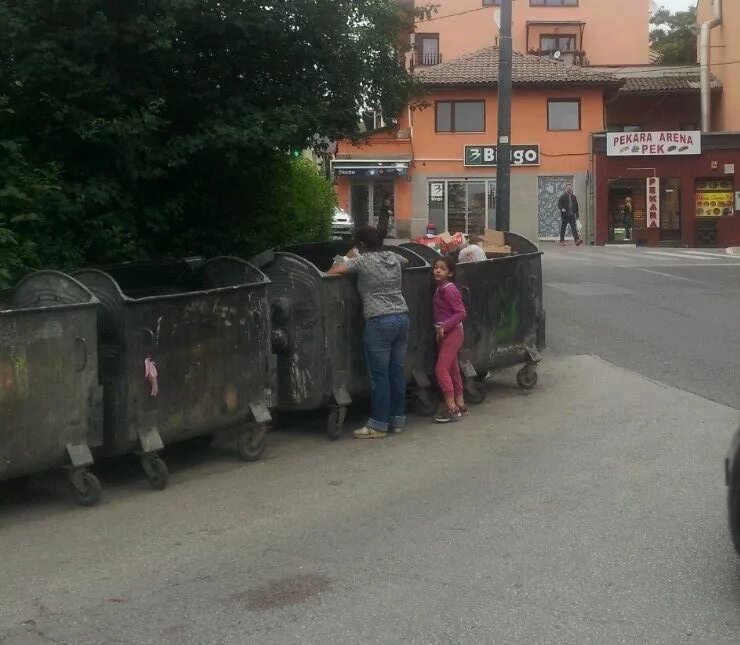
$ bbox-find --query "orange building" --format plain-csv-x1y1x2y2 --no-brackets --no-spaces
332,0,739,246
333,50,619,240
696,0,740,131
413,0,650,68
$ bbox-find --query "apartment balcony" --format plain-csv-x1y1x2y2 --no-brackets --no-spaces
414,51,443,67
528,49,590,66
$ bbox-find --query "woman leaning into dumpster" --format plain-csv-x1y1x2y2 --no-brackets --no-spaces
327,225,410,439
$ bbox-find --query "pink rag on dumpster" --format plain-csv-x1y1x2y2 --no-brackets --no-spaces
144,358,159,397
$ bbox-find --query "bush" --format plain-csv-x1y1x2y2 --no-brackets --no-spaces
0,137,63,287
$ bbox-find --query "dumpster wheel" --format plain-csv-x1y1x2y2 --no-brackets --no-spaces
516,366,538,390
465,380,487,405
412,393,439,417
141,455,170,491
68,469,102,507
237,426,267,462
327,407,347,441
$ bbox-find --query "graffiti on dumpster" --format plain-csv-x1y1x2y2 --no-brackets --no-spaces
492,276,520,346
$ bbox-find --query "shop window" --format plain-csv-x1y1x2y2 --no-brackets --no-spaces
436,101,486,133
547,99,581,131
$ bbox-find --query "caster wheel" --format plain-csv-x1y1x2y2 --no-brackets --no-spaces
516,366,538,390
142,456,169,491
465,380,486,405
412,393,439,417
237,427,266,462
69,470,102,507
326,407,346,441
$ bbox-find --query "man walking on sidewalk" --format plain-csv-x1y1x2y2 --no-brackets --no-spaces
558,183,582,247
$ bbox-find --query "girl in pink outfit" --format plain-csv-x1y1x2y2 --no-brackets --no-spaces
432,256,467,423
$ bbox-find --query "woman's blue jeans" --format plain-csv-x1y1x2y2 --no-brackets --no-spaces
363,313,410,432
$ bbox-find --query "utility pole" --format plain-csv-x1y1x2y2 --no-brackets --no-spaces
496,0,513,232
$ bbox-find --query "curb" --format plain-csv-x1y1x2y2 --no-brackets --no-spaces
725,247,740,256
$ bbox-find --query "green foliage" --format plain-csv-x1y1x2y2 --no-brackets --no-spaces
0,121,64,286
650,8,698,65
0,0,421,276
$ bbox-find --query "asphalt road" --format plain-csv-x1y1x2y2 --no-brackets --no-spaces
1,244,739,644
544,243,740,410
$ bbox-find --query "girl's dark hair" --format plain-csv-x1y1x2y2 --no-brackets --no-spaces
354,224,384,251
434,255,456,276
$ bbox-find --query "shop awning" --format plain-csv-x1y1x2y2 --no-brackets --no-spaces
331,157,411,178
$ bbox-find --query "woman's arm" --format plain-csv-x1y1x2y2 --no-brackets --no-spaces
326,262,350,275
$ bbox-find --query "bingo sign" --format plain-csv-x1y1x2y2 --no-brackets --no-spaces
464,145,540,167
647,177,660,228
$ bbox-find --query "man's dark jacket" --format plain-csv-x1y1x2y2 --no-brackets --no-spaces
558,193,580,218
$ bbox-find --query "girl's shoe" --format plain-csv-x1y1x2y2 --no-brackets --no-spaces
434,408,462,424
458,406,469,416
354,427,387,439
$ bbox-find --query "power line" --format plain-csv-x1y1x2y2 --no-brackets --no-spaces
421,5,489,23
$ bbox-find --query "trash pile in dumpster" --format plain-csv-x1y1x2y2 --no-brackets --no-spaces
0,231,544,507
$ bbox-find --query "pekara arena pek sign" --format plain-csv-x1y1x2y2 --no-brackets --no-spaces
607,131,701,157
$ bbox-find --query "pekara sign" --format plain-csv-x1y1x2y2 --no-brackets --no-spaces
464,145,540,167
647,177,660,228
607,131,701,157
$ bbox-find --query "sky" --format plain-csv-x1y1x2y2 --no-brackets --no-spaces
655,0,695,12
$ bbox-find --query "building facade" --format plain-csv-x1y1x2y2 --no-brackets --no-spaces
697,0,740,131
332,0,740,246
413,0,650,67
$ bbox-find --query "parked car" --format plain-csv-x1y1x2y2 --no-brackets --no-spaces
332,207,354,238
726,426,740,553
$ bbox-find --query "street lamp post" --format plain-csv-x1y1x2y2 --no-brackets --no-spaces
496,0,513,232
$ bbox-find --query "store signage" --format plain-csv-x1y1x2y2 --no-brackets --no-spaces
333,165,408,177
647,177,660,228
607,131,701,157
464,145,540,167
430,182,445,202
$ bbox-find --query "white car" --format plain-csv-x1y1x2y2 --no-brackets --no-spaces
332,207,354,238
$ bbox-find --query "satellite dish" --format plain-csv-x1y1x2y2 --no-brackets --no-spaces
494,9,501,28
553,50,562,60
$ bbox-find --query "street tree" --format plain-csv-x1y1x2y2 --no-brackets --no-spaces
0,0,424,277
650,7,698,65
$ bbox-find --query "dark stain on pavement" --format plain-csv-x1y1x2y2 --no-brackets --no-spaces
233,573,332,611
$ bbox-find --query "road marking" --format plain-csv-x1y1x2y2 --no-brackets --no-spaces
619,267,712,285
645,250,733,261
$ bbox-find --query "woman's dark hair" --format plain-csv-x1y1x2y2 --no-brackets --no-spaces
354,224,384,251
434,255,456,277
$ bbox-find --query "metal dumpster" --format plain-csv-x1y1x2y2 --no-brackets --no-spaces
401,232,545,402
252,241,435,438
73,257,273,490
0,271,103,505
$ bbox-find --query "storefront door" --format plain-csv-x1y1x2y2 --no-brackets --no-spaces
660,178,681,242
538,176,574,239
350,181,395,235
445,181,487,235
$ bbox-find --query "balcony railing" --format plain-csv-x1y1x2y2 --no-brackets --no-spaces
414,52,443,66
529,49,590,66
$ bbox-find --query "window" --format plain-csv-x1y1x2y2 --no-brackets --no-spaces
531,0,578,5
540,35,577,52
436,101,486,133
547,99,581,131
680,122,698,131
483,0,502,5
416,34,441,66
